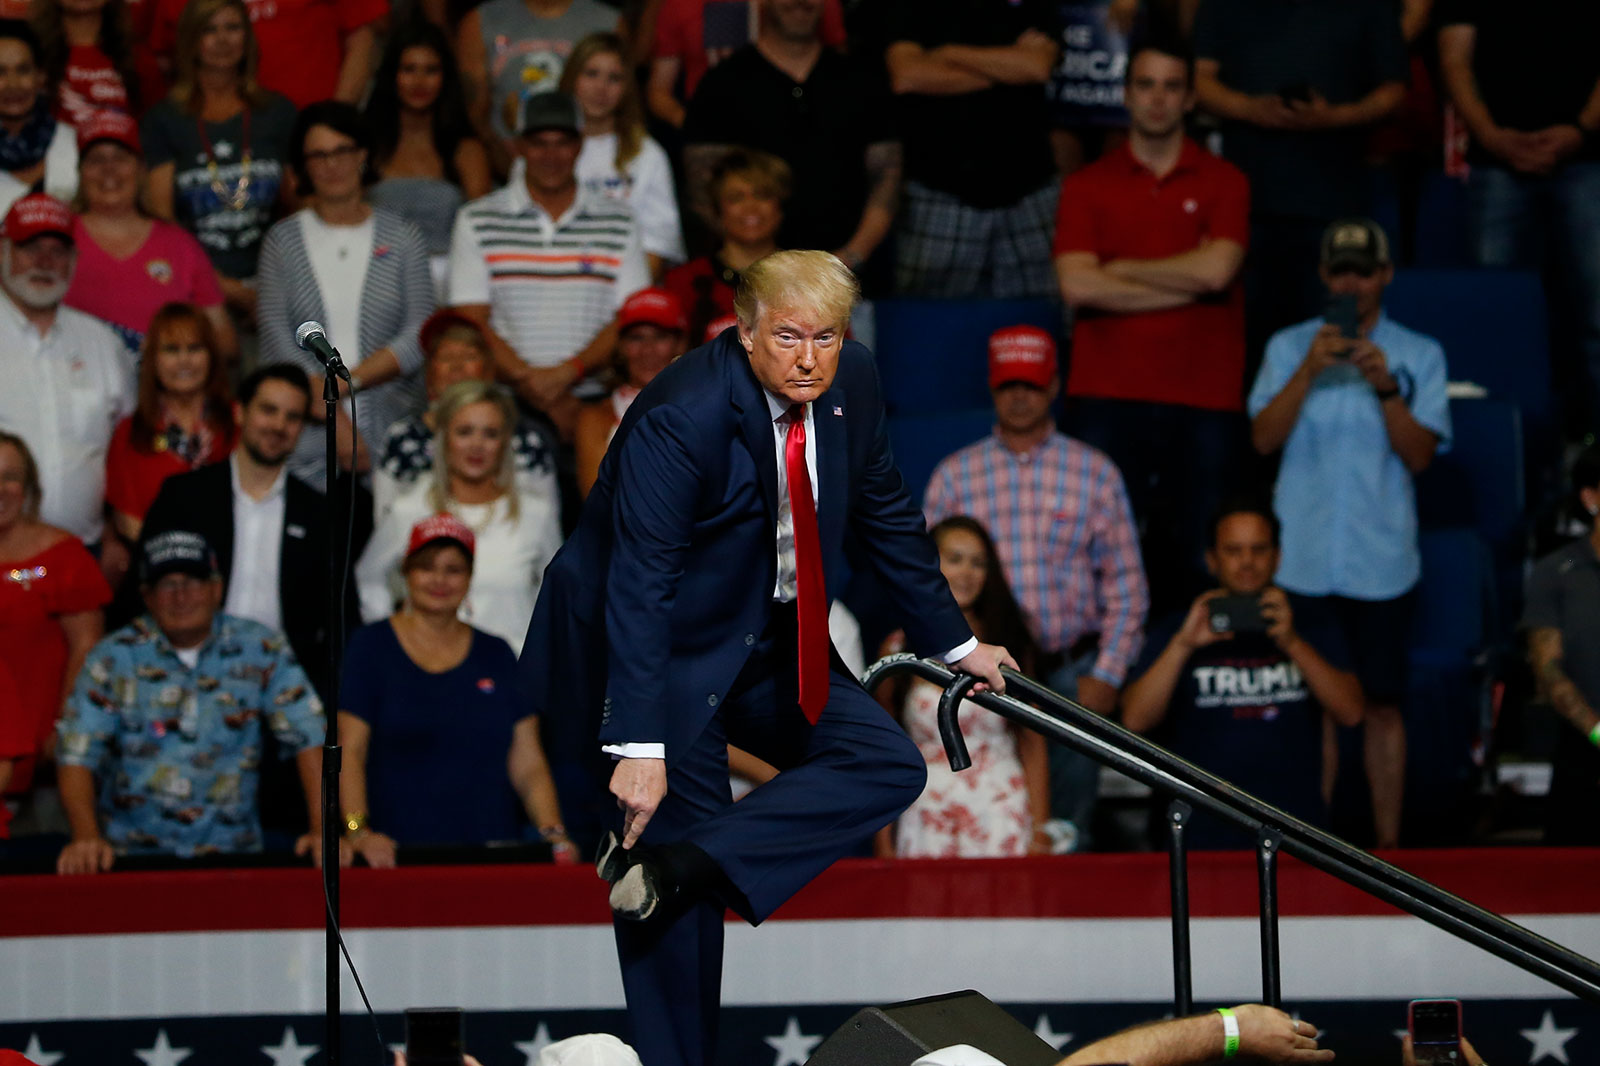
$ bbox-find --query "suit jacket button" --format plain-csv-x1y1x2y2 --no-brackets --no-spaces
603,697,612,710
707,694,719,707
744,634,755,646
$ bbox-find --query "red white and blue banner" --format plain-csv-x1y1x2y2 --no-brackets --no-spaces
2,850,1597,1064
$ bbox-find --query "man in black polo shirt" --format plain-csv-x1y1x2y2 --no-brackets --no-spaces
1122,503,1364,847
1525,445,1600,845
1192,0,1407,362
883,0,1061,299
683,0,900,286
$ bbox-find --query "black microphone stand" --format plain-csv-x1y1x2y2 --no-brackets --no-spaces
320,357,347,1066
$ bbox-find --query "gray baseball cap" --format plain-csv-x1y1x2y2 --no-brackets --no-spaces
518,91,582,137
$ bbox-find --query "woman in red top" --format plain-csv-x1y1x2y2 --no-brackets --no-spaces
0,432,110,834
32,0,138,125
662,148,787,346
105,302,235,541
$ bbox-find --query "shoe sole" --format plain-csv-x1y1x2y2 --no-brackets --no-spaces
609,864,659,921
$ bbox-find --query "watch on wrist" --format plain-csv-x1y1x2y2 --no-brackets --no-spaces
344,811,369,835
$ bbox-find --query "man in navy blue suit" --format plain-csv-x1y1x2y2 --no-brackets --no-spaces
522,251,1015,1066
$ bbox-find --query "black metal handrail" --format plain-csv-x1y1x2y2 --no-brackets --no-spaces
862,654,1600,1008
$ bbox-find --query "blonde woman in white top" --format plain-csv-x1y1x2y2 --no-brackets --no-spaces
355,380,561,655
561,32,684,279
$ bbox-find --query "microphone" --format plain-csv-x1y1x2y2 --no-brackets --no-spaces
295,320,351,382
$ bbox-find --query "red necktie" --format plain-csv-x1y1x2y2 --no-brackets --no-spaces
786,404,828,723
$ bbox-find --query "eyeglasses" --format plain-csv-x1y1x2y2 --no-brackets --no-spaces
303,145,363,166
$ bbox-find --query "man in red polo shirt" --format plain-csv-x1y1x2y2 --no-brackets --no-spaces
1054,37,1250,612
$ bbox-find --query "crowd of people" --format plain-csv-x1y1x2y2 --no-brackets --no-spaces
0,0,1596,872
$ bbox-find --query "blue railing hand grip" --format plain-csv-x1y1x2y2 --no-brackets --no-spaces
937,674,980,772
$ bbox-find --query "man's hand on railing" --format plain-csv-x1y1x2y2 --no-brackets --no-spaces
949,642,1018,696
1234,1004,1334,1062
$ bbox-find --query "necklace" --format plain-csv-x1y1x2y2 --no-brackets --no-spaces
197,107,253,211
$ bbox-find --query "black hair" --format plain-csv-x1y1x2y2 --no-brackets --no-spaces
1573,444,1600,495
364,19,472,186
238,363,311,409
0,18,43,66
930,515,1038,669
1207,497,1282,549
289,100,377,191
1125,35,1195,88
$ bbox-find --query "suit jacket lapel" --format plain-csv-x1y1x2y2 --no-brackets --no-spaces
814,387,847,558
212,462,236,587
728,341,779,517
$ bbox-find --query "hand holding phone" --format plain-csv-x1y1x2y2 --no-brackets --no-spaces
1408,999,1462,1065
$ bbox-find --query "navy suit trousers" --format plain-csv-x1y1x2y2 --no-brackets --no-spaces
614,605,926,1066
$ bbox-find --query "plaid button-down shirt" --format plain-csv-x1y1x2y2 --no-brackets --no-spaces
924,430,1148,685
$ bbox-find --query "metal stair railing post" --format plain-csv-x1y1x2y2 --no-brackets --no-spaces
1257,829,1284,1008
860,654,1600,1006
1167,799,1194,1016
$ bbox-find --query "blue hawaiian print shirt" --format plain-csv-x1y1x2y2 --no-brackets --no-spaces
57,614,324,856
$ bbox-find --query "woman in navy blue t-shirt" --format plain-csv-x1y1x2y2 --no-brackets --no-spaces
338,513,573,865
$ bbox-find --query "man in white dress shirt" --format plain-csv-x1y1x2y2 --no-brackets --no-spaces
0,193,132,582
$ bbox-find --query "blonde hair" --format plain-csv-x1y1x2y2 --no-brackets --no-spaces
558,33,644,172
429,380,520,520
734,250,859,333
169,0,267,113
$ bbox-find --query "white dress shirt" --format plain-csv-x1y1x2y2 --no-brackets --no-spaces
607,393,975,760
0,295,132,543
223,454,287,632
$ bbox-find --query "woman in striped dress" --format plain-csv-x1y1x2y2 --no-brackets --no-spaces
256,100,434,491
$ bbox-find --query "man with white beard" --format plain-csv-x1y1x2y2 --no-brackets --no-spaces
0,193,133,585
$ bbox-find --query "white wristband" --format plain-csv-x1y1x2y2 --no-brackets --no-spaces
1216,1007,1240,1059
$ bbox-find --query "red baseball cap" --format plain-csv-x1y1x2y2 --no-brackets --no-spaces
419,308,490,355
76,109,141,156
618,287,687,333
406,513,476,561
3,194,73,245
987,325,1058,389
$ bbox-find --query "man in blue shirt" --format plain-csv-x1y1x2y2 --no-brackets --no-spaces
1247,218,1451,849
55,530,328,873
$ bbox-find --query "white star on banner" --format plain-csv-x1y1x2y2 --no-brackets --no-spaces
261,1026,319,1066
764,1016,823,1066
134,1029,192,1066
1521,1009,1579,1065
213,140,235,160
515,1022,555,1065
1033,1014,1073,1051
22,1034,63,1066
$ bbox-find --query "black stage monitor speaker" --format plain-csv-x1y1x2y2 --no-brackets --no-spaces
805,989,1061,1066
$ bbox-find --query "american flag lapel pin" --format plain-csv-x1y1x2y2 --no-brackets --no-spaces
832,405,843,417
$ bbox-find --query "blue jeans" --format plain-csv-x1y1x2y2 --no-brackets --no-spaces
1045,649,1103,848
1467,162,1600,425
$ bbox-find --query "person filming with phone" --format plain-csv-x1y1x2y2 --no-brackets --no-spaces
1122,502,1364,848
1246,217,1451,850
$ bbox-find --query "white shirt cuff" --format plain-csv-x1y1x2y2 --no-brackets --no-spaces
939,636,979,664
603,742,666,760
